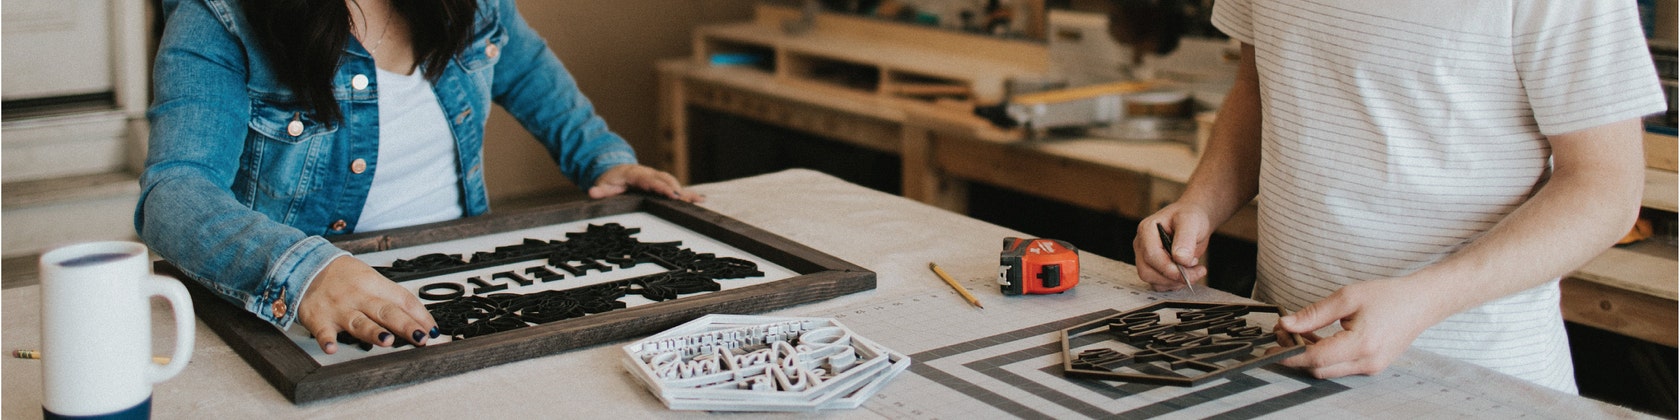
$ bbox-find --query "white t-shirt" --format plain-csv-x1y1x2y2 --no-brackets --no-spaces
1211,0,1667,393
355,67,464,232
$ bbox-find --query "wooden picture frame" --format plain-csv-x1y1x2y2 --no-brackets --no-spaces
164,195,876,403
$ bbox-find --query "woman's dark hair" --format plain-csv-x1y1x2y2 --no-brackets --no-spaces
243,0,477,125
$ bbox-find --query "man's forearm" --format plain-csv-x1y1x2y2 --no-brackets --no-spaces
1413,119,1647,315
1179,43,1263,225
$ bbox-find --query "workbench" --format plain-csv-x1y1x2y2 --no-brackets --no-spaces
0,170,1653,418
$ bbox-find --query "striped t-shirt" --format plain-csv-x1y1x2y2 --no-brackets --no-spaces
1211,0,1667,393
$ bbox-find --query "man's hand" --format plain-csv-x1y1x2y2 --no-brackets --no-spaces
1133,203,1213,291
588,164,703,203
1275,277,1448,378
298,256,438,354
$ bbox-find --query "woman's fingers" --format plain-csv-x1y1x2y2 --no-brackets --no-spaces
345,312,393,347
367,302,430,346
399,297,440,341
308,323,341,354
592,164,704,203
300,256,434,350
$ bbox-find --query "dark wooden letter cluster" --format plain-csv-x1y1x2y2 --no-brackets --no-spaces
362,223,765,343
1060,301,1305,386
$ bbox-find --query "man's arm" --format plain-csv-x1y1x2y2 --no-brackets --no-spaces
1279,118,1647,378
1134,43,1264,290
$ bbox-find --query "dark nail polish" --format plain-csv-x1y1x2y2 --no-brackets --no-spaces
412,330,425,343
378,331,392,344
430,327,440,338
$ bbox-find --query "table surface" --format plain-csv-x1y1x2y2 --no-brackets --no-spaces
1,169,1652,419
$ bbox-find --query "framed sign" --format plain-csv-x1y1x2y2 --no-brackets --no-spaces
166,195,876,403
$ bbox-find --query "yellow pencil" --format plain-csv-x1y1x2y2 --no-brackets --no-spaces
13,349,171,365
929,262,984,309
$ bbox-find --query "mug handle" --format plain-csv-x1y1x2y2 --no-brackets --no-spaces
144,274,195,384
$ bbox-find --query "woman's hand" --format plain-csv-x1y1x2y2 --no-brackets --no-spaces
588,164,703,203
1133,203,1214,291
297,256,438,354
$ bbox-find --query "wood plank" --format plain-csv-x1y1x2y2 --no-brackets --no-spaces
656,60,691,183
750,4,1048,74
900,124,936,205
931,133,1151,218
1037,139,1198,184
683,76,902,154
701,5,1048,104
1644,168,1677,213
1561,276,1678,347
885,83,972,97
900,122,967,213
1570,241,1679,301
685,65,907,122
1645,131,1677,172
1009,81,1156,106
1,170,137,209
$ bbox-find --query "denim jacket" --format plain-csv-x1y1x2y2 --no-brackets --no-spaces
138,0,638,328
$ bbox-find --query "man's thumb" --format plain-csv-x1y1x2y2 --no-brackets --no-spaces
1280,295,1352,334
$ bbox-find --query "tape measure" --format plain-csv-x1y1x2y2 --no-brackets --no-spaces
998,237,1079,295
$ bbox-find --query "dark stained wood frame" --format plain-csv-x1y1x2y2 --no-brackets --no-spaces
165,195,875,404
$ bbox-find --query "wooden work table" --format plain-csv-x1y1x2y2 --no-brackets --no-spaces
0,170,1654,418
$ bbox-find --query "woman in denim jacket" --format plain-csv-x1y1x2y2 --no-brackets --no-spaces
140,0,699,354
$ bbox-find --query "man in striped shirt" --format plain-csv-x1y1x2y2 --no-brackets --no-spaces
1134,0,1668,393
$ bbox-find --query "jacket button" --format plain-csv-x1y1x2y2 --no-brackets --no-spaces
485,43,499,59
350,158,367,174
351,74,369,90
271,290,288,318
287,120,304,136
331,219,347,231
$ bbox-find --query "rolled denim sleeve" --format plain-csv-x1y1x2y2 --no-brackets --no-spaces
137,0,334,328
486,0,638,189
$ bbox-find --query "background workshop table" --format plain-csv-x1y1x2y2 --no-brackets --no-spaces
1,170,1652,418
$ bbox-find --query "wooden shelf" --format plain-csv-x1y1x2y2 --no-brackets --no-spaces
1645,168,1677,213
1574,239,1678,299
693,5,1048,106
1566,239,1678,347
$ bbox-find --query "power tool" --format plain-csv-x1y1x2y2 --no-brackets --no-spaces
998,237,1079,295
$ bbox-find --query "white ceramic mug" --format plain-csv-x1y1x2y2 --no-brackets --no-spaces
39,241,194,419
